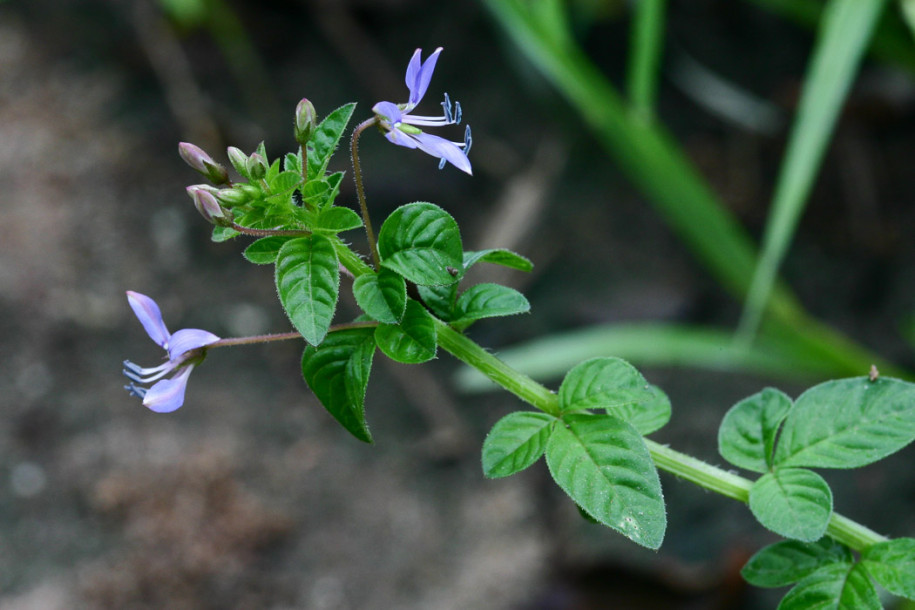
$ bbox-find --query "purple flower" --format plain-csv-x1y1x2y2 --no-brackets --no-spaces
122,291,220,413
372,47,473,175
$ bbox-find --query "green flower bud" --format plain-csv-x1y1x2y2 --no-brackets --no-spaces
294,98,318,145
215,187,250,206
227,146,249,177
246,152,268,180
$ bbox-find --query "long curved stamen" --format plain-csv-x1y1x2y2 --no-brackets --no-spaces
401,115,455,128
463,125,472,155
122,359,177,384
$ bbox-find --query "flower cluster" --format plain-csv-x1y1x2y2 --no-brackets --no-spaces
122,291,219,413
373,47,473,174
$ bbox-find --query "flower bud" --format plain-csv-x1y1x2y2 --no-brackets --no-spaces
178,142,229,185
187,185,231,225
246,152,268,180
294,98,318,145
215,187,250,206
227,146,249,177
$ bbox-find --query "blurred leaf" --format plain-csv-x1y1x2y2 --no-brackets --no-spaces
719,387,793,473
455,323,839,392
158,0,208,27
482,411,555,478
738,0,886,341
378,202,463,286
773,377,915,468
749,468,833,541
626,0,667,120
546,413,666,549
275,235,339,345
742,538,853,588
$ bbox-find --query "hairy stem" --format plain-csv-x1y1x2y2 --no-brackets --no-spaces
351,118,381,269
228,222,310,237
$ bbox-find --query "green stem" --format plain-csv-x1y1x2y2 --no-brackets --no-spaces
434,321,561,417
431,315,888,551
331,239,887,552
351,118,381,270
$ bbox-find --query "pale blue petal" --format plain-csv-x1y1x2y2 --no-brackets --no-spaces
142,366,194,413
404,48,423,104
407,47,442,109
168,328,220,361
385,129,420,150
127,291,170,348
372,101,403,124
413,132,472,175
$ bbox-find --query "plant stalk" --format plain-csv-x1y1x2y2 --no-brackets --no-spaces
350,118,382,269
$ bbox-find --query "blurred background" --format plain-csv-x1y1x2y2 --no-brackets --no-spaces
2,0,915,608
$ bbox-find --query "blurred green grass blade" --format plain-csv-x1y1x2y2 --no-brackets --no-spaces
737,0,886,342
454,323,836,392
749,0,915,74
455,318,908,392
627,0,668,121
485,0,798,316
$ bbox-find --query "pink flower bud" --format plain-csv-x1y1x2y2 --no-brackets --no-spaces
178,142,229,185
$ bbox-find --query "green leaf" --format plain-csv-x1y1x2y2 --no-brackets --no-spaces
452,283,530,326
610,384,671,435
301,328,375,443
482,411,555,478
269,170,302,195
378,202,463,286
320,172,344,209
307,102,356,179
211,225,239,242
748,468,833,541
719,387,793,473
558,357,651,413
284,151,301,174
243,236,293,264
353,270,407,324
777,563,880,610
862,538,915,600
275,235,340,345
417,283,458,320
315,206,363,233
545,413,666,549
374,299,437,364
773,377,915,469
463,248,533,273
742,538,853,588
